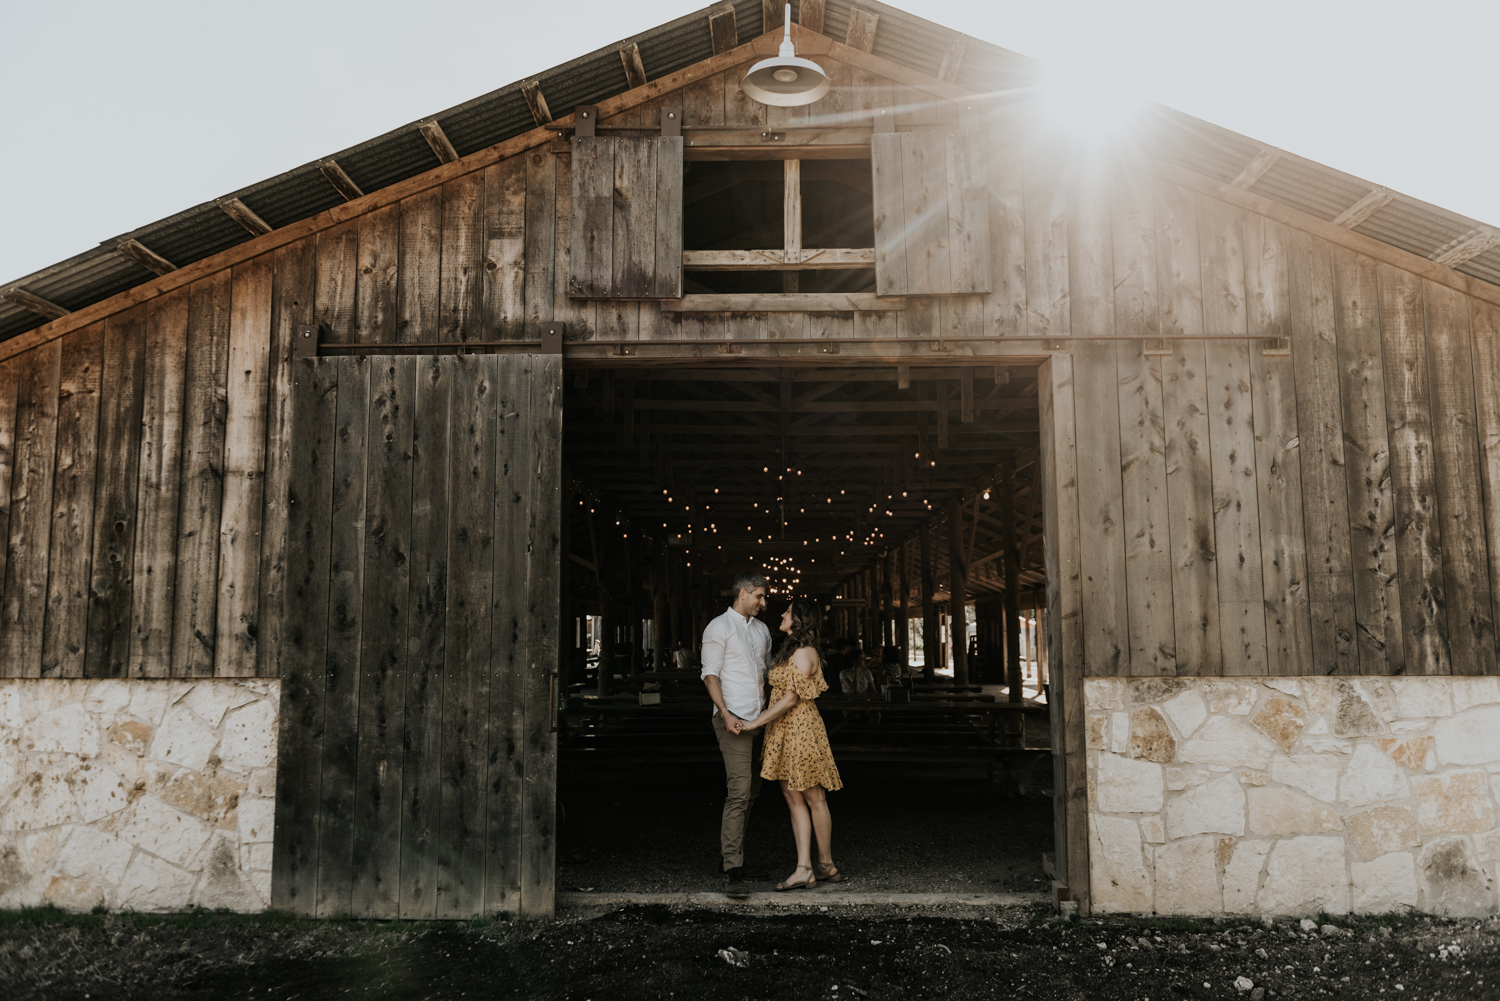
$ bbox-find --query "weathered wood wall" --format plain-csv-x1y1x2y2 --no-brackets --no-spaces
3,55,1499,691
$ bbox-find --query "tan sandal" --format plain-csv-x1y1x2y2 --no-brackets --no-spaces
814,862,845,883
775,865,816,891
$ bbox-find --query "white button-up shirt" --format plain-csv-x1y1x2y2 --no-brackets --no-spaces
700,606,773,721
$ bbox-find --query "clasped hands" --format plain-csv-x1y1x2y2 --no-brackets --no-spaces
725,714,757,735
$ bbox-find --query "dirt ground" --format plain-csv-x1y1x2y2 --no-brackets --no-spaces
2,902,1496,1000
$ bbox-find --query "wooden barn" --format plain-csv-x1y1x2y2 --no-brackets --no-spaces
3,1,1499,920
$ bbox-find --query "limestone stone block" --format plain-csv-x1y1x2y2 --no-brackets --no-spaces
1179,716,1278,770
1090,814,1153,913
1161,690,1209,739
116,796,213,869
1166,765,1210,791
83,681,131,717
1351,852,1419,913
1204,681,1257,715
1344,805,1420,861
1451,678,1500,712
73,765,131,823
1110,712,1130,753
0,685,33,730
127,684,170,726
1390,678,1453,719
247,768,276,800
1128,678,1190,705
1264,679,1301,697
1303,715,1329,735
55,826,134,884
27,704,101,757
5,766,80,829
1475,830,1500,862
1238,770,1268,787
1257,836,1350,915
1140,814,1165,844
1252,698,1308,752
247,867,271,905
1331,681,1384,737
1130,707,1176,762
240,841,274,872
45,875,104,911
1433,706,1500,766
1087,713,1107,749
1085,679,1126,711
149,705,218,773
1247,786,1342,835
1338,744,1410,808
1270,754,1342,802
1303,736,1354,754
237,798,274,844
1167,775,1246,838
1418,837,1497,916
161,769,246,828
1379,737,1434,772
42,680,89,710
1222,838,1271,914
0,835,44,908
1412,771,1497,836
193,833,263,912
117,853,195,912
0,734,20,802
1154,836,1221,915
182,682,261,729
1356,680,1399,722
1093,753,1164,813
107,719,153,757
219,700,277,771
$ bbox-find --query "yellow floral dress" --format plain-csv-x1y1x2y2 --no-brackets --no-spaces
759,653,843,792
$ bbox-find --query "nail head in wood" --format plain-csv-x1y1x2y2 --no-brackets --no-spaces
1,288,71,321
575,105,597,138
117,238,177,276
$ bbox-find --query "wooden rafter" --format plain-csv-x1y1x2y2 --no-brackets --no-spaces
117,239,176,276
708,4,738,55
217,197,272,237
1331,187,1393,228
1230,148,1280,189
845,7,879,53
418,120,459,164
521,80,552,127
1,288,70,320
619,43,648,89
319,159,364,201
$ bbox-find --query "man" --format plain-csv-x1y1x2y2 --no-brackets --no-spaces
700,571,772,899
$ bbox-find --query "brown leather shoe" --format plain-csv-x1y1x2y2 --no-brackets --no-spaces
724,867,751,899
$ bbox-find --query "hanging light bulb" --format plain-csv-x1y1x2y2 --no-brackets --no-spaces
741,5,830,107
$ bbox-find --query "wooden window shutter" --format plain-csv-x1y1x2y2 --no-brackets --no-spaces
871,129,992,296
568,135,684,298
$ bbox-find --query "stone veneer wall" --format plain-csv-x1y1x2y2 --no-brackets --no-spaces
1086,676,1500,918
0,679,278,912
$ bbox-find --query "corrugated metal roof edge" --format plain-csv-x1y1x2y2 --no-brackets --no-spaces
4,1,1497,341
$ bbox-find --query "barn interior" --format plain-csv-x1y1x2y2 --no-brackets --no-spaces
556,362,1056,893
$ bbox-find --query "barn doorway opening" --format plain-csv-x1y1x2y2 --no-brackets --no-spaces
556,362,1055,896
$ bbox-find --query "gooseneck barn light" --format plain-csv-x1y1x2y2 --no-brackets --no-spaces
740,4,830,107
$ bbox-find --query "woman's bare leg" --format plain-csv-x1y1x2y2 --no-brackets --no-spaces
802,785,833,866
780,781,813,879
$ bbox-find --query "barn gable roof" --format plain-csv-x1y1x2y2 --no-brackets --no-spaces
3,0,1497,347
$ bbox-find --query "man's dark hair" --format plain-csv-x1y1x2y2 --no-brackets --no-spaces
730,571,768,599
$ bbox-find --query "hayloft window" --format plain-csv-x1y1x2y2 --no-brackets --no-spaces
681,157,876,294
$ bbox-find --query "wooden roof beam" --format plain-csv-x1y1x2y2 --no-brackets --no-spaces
619,42,648,90
521,80,552,127
117,239,176,276
319,159,364,201
799,0,825,33
708,4,738,55
937,40,966,84
761,0,784,32
217,197,272,237
1,288,70,320
1432,227,1500,268
1231,147,1280,189
1331,186,1394,228
418,120,460,164
845,6,879,53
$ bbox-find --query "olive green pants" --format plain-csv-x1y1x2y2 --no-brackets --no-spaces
712,714,762,871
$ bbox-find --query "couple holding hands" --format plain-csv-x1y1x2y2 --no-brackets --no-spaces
701,572,844,899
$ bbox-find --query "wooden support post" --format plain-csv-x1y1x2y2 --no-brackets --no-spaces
865,567,878,653
625,532,642,679
560,474,573,697
882,547,895,651
947,497,969,685
897,540,910,671
1001,454,1024,746
919,524,938,680
652,543,667,670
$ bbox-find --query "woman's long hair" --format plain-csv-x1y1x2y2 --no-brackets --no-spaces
775,599,824,667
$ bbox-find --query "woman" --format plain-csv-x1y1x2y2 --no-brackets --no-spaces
737,599,844,890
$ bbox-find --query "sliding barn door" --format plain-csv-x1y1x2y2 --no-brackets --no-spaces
871,129,992,296
271,351,563,919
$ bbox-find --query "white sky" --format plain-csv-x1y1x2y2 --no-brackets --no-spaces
4,0,1497,284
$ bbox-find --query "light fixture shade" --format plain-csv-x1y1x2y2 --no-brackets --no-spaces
741,54,830,106
740,4,829,107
